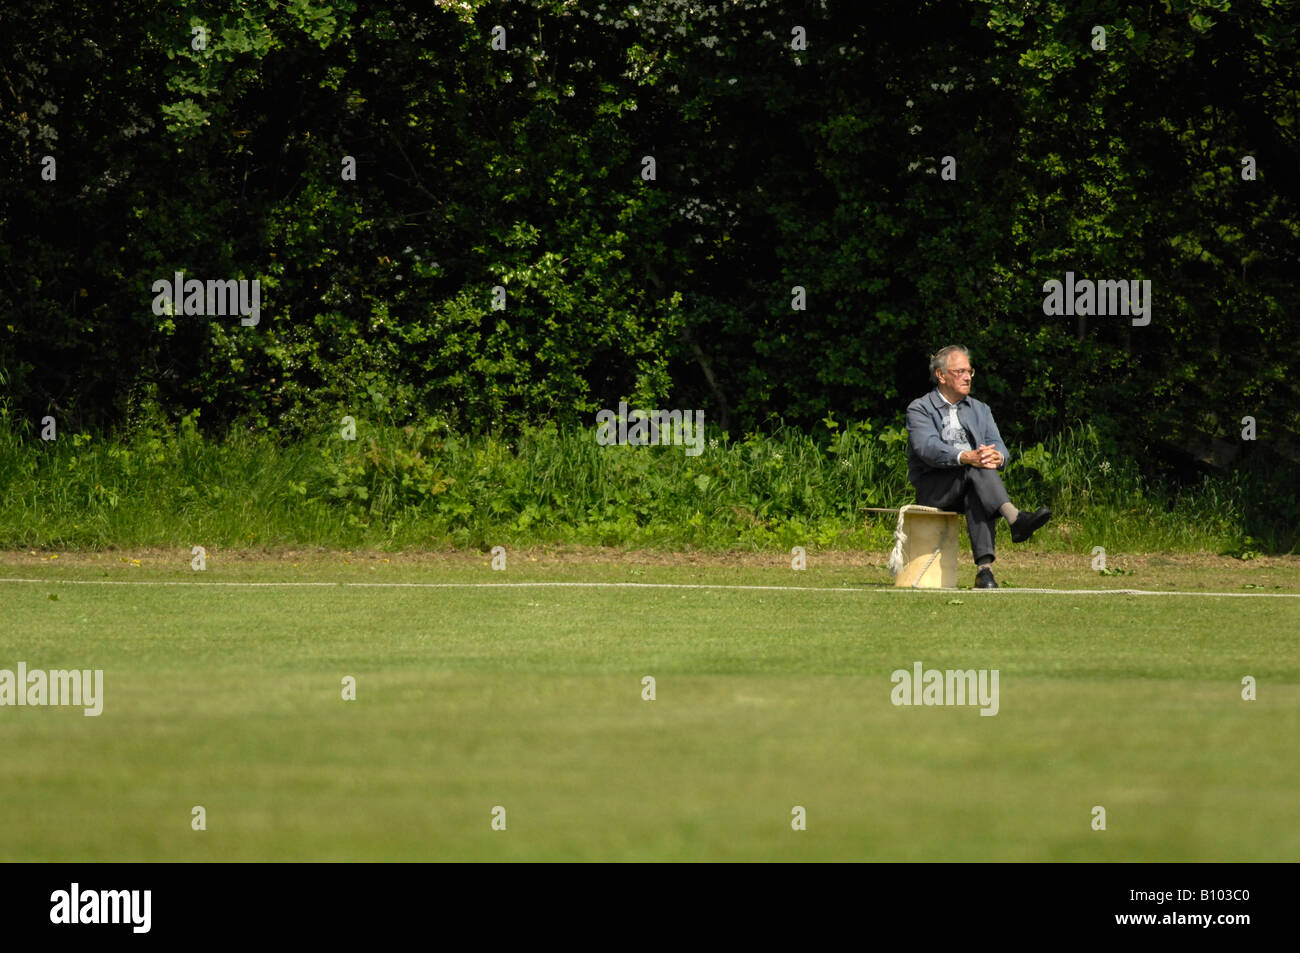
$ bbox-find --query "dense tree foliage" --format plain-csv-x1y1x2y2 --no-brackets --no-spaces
3,1,1297,493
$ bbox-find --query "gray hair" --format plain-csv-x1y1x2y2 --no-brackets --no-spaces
929,345,970,380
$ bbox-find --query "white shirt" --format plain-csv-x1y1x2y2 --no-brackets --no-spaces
939,395,973,464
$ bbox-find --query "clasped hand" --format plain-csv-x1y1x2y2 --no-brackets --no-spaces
963,445,1001,468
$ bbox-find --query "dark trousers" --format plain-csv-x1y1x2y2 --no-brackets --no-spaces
910,466,1011,565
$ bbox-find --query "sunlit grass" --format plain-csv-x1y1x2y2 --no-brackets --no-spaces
0,405,1287,554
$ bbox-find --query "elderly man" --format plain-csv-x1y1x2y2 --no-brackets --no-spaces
905,345,1051,589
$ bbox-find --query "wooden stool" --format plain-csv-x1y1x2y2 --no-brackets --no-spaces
866,506,961,589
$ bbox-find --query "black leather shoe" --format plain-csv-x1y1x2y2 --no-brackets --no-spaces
975,566,998,589
1010,507,1052,543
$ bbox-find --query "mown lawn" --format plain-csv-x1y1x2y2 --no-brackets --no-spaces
1,551,1296,861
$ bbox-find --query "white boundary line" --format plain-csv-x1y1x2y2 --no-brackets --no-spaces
0,577,1296,598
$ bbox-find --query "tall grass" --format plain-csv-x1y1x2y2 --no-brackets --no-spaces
0,403,1287,554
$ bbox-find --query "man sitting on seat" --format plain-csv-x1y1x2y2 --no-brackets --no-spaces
905,345,1051,589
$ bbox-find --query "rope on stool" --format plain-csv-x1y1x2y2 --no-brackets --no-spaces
887,504,917,577
888,505,953,586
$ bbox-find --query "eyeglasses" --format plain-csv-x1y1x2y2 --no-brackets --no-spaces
946,369,974,379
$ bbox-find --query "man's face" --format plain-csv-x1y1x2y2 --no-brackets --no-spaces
937,352,973,399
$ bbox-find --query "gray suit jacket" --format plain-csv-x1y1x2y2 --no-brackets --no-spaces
906,388,1011,485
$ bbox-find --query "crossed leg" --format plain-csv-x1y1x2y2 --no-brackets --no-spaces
911,466,1011,565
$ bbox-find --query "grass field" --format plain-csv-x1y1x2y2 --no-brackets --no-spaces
1,548,1297,862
